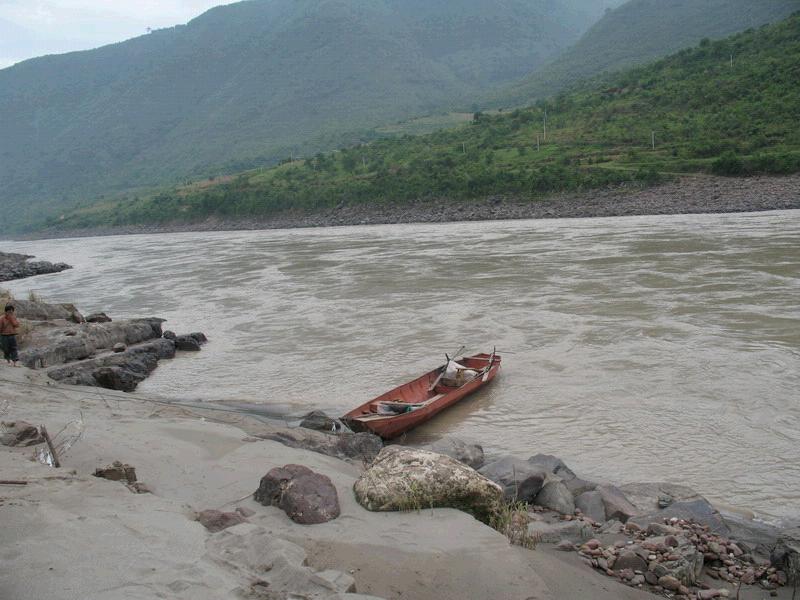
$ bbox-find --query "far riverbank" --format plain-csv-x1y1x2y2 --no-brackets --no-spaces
12,173,800,240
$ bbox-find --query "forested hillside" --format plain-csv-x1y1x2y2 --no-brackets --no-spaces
492,0,800,107
47,14,800,232
0,0,604,232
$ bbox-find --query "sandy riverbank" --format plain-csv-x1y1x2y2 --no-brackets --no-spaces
0,365,672,600
13,173,800,240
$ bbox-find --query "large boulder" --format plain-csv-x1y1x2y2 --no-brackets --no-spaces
619,482,704,513
478,455,548,502
527,518,593,544
92,366,146,392
534,481,575,515
528,454,577,480
174,335,201,351
355,446,502,522
300,410,339,433
575,490,606,523
255,464,340,524
421,437,485,469
86,312,112,323
596,485,639,523
771,527,800,585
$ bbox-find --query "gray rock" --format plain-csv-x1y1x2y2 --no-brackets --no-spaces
174,335,201,351
771,527,800,584
478,455,548,502
596,485,638,523
619,482,704,513
0,251,71,283
354,446,502,522
651,535,704,586
188,332,208,343
614,550,647,572
300,410,339,433
575,490,606,522
722,511,783,558
86,312,112,323
421,437,484,469
628,499,730,535
0,420,44,447
92,366,145,392
112,342,126,353
528,454,577,480
197,509,247,532
163,330,177,340
527,519,592,544
260,428,382,463
534,481,575,515
564,477,597,497
279,471,340,524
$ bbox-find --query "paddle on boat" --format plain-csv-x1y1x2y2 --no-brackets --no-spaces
341,350,501,439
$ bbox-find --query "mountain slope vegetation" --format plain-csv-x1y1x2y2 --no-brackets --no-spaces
0,0,605,231
48,13,800,233
491,0,800,107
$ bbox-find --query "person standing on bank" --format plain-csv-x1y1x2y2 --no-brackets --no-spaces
0,304,21,366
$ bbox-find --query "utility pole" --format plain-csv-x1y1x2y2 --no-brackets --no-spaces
651,131,656,150
462,142,466,154
730,53,734,68
536,134,540,151
362,156,367,170
543,108,548,142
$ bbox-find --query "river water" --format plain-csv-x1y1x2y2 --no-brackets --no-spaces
4,211,800,521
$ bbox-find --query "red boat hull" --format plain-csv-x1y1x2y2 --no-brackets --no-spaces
341,353,501,439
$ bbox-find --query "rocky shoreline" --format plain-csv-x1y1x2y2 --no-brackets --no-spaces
0,293,206,391
0,250,71,281
16,174,800,240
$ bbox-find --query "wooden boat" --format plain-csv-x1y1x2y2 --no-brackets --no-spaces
341,351,501,439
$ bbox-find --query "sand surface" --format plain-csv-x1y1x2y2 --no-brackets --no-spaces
0,365,728,599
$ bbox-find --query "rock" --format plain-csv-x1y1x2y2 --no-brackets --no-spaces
575,491,606,522
0,420,44,447
527,519,593,544
127,482,151,494
235,506,255,518
628,499,730,535
112,342,126,353
658,494,673,508
255,464,314,506
564,477,597,497
534,481,575,515
254,464,340,524
556,540,575,551
355,446,502,522
197,509,246,533
771,527,800,584
630,574,645,586
614,550,648,572
94,461,137,483
260,428,382,463
0,251,72,282
722,511,783,558
478,455,548,502
528,454,577,480
658,575,681,591
596,485,638,523
650,535,704,585
92,366,146,392
300,410,339,433
86,312,112,323
647,522,680,536
421,437,485,469
163,330,177,340
279,471,341,524
619,482,704,513
174,335,201,351
697,590,722,600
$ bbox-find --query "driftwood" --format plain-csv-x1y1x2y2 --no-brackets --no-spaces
40,425,60,468
0,480,28,485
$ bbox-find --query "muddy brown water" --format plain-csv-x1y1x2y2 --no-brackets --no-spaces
4,210,799,521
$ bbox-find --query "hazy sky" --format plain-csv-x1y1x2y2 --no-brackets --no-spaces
0,0,239,69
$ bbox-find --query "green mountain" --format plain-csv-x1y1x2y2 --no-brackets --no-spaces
491,0,800,107
0,0,607,232
49,13,800,233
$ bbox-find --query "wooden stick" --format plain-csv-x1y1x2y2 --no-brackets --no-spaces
40,425,60,468
0,480,28,485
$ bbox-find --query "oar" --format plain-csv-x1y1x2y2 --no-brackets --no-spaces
428,353,452,392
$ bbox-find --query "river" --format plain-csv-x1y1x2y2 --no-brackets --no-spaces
4,211,799,521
